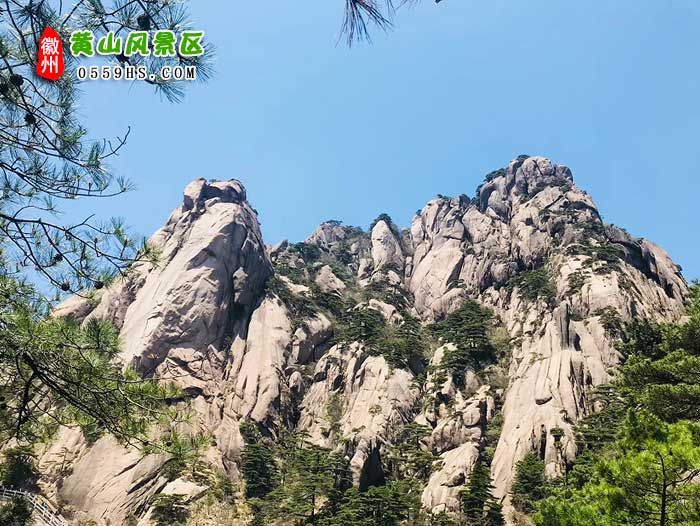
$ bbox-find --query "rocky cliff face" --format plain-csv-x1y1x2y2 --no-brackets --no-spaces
43,157,687,524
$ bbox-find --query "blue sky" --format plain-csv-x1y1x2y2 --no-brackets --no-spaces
73,0,700,280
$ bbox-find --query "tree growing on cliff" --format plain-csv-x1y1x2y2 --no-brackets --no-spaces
619,284,700,422
511,453,548,513
535,285,700,526
460,456,504,526
0,286,182,445
240,422,278,499
0,0,210,447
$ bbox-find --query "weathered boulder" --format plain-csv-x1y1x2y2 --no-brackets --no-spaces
370,220,404,274
314,264,347,294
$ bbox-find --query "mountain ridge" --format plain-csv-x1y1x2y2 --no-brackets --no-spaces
40,155,687,525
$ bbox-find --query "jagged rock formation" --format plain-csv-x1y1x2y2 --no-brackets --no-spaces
42,157,687,525
40,179,271,524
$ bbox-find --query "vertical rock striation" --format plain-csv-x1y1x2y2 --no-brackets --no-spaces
44,157,687,525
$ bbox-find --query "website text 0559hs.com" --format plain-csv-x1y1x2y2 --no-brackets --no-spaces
76,65,197,81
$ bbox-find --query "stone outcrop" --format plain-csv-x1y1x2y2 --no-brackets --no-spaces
45,157,688,525
43,179,272,525
404,157,686,517
297,341,419,487
414,342,495,513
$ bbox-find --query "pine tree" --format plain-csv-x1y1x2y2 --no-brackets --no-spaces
0,0,210,447
150,494,189,526
286,443,336,524
0,283,182,445
324,481,420,526
0,497,32,526
483,499,504,526
535,413,700,526
240,422,278,499
0,1,211,295
511,453,547,513
0,446,39,490
460,456,504,526
461,461,492,524
385,423,436,482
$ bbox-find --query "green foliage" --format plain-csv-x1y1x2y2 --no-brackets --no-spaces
573,385,626,455
206,469,237,504
568,241,624,273
682,282,700,349
621,350,700,422
369,213,396,234
264,275,317,320
533,284,700,525
152,429,211,480
237,429,352,525
385,423,437,482
325,393,344,438
429,301,497,385
506,268,556,304
566,270,587,296
320,480,421,526
619,318,665,360
535,413,700,526
0,0,211,481
483,501,505,526
240,422,278,499
522,181,548,202
0,497,33,526
332,242,356,266
0,446,39,491
0,1,207,296
287,242,323,263
271,438,343,524
484,168,506,182
593,307,623,338
150,494,189,526
271,241,331,285
378,314,427,371
460,456,504,526
335,306,427,371
232,403,458,526
618,286,700,422
312,286,350,318
484,412,504,454
273,260,308,284
511,453,548,513
362,281,410,312
0,276,181,445
335,306,387,348
577,220,606,238
323,259,353,283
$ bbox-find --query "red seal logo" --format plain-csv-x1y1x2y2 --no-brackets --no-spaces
36,27,64,81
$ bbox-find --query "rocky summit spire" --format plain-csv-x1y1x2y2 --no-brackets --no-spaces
42,157,687,525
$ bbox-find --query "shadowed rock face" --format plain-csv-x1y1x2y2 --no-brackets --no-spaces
44,158,687,525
